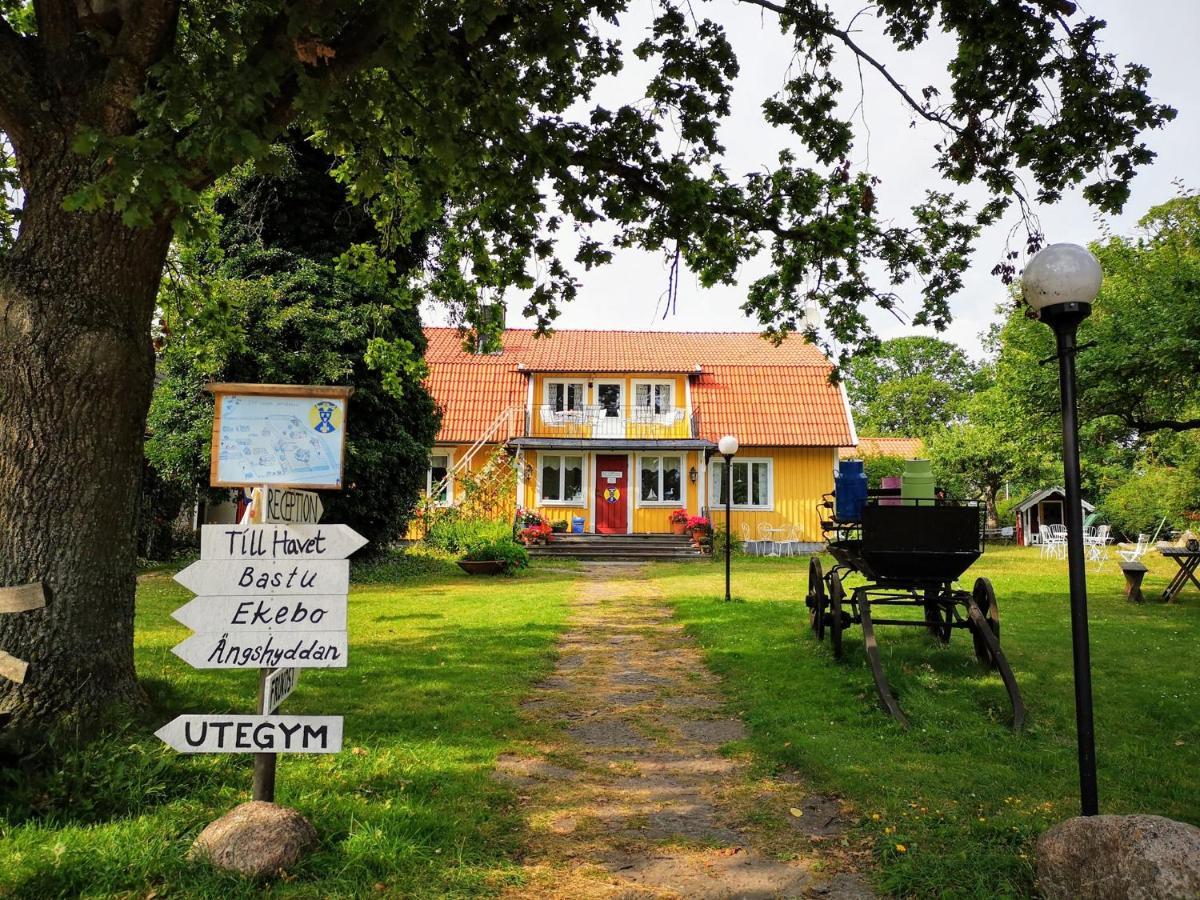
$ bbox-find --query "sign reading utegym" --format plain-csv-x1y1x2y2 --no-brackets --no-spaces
155,714,343,754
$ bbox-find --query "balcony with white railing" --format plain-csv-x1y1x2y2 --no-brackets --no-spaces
530,404,696,440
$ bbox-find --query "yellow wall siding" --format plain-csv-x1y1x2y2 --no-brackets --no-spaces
530,373,690,439
708,447,835,544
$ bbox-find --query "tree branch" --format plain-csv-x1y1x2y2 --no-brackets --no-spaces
32,0,77,61
0,16,43,145
1122,414,1200,435
735,0,961,134
100,0,182,134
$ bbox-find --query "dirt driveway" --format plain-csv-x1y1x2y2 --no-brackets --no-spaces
495,563,874,899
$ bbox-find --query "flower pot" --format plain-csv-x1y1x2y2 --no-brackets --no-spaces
672,522,688,535
458,560,506,575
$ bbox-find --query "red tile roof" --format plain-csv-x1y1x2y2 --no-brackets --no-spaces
424,327,828,371
692,366,854,447
423,328,854,447
840,437,925,458
424,361,525,444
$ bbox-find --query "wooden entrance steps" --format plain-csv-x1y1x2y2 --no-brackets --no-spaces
530,533,706,562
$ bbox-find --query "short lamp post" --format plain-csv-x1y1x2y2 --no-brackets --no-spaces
1023,242,1103,817
718,435,739,602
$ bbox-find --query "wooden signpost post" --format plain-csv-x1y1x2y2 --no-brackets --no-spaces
158,384,359,811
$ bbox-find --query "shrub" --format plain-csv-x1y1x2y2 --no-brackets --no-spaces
708,524,743,556
462,539,529,573
1100,466,1200,539
424,513,511,554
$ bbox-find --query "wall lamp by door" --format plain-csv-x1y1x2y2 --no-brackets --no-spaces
689,466,698,483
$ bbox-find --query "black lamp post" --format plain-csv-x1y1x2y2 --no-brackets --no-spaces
1023,242,1104,817
718,434,739,602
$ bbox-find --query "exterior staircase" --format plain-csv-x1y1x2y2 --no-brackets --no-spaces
529,533,707,562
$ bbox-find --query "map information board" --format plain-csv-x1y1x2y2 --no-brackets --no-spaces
209,385,352,489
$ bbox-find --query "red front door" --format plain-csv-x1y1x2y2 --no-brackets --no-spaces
595,455,629,534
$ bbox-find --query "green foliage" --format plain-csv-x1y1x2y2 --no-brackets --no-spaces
0,1,1176,352
1099,467,1200,539
146,141,439,550
424,512,512,556
928,410,1043,525
844,337,980,438
462,539,530,573
708,523,743,557
860,454,906,489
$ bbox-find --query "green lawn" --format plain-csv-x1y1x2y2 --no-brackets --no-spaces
653,546,1200,898
0,554,575,899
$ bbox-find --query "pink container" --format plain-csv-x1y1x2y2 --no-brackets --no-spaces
880,475,902,506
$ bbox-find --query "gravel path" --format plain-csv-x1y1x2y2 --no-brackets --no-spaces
495,563,874,899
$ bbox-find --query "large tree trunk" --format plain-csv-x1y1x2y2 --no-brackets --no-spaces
0,136,171,726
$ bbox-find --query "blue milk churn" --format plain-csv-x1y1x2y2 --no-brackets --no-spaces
835,459,868,521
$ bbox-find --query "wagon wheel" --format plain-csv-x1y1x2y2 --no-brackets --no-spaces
970,578,1001,666
807,556,826,639
828,573,845,660
923,590,952,644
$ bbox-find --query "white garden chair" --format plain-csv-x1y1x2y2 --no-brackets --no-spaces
757,522,780,557
740,522,758,556
1119,533,1150,562
1086,525,1111,570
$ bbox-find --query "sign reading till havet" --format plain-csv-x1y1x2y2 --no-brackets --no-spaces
207,384,353,490
200,524,367,561
156,714,342,754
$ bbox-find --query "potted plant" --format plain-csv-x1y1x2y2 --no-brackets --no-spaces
668,508,690,535
551,519,569,533
519,523,552,545
686,515,710,547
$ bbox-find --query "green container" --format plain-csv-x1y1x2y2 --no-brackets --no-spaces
900,458,936,506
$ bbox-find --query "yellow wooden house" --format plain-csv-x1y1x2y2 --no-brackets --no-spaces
419,328,857,546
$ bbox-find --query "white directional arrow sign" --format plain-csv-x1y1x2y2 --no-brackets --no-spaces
156,714,343,754
172,595,347,633
200,523,368,561
174,558,349,596
172,630,348,669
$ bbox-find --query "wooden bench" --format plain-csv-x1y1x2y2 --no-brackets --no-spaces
1119,560,1148,603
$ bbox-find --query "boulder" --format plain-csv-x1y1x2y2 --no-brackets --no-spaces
1036,814,1200,900
189,801,318,878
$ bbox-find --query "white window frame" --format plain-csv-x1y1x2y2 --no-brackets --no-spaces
543,379,588,412
631,379,675,414
594,380,625,418
636,453,685,506
710,456,774,511
426,449,455,507
537,452,587,506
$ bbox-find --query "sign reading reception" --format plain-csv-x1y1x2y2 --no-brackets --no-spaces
207,384,353,489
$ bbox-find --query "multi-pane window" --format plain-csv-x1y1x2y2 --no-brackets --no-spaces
546,381,586,412
596,383,622,418
427,453,451,505
711,458,772,509
639,456,683,503
540,454,584,503
634,381,673,414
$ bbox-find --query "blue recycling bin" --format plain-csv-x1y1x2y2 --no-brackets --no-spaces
571,516,585,534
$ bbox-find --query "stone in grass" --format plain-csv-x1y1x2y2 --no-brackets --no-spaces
189,801,318,878
1036,814,1200,900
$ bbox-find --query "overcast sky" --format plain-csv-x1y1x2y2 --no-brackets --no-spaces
424,1,1197,358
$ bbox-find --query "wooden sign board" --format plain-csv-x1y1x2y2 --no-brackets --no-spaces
207,383,353,490
0,582,45,614
156,714,343,754
172,595,347,633
263,488,324,524
172,630,347,669
0,650,28,684
200,524,367,561
263,667,299,714
174,559,349,597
